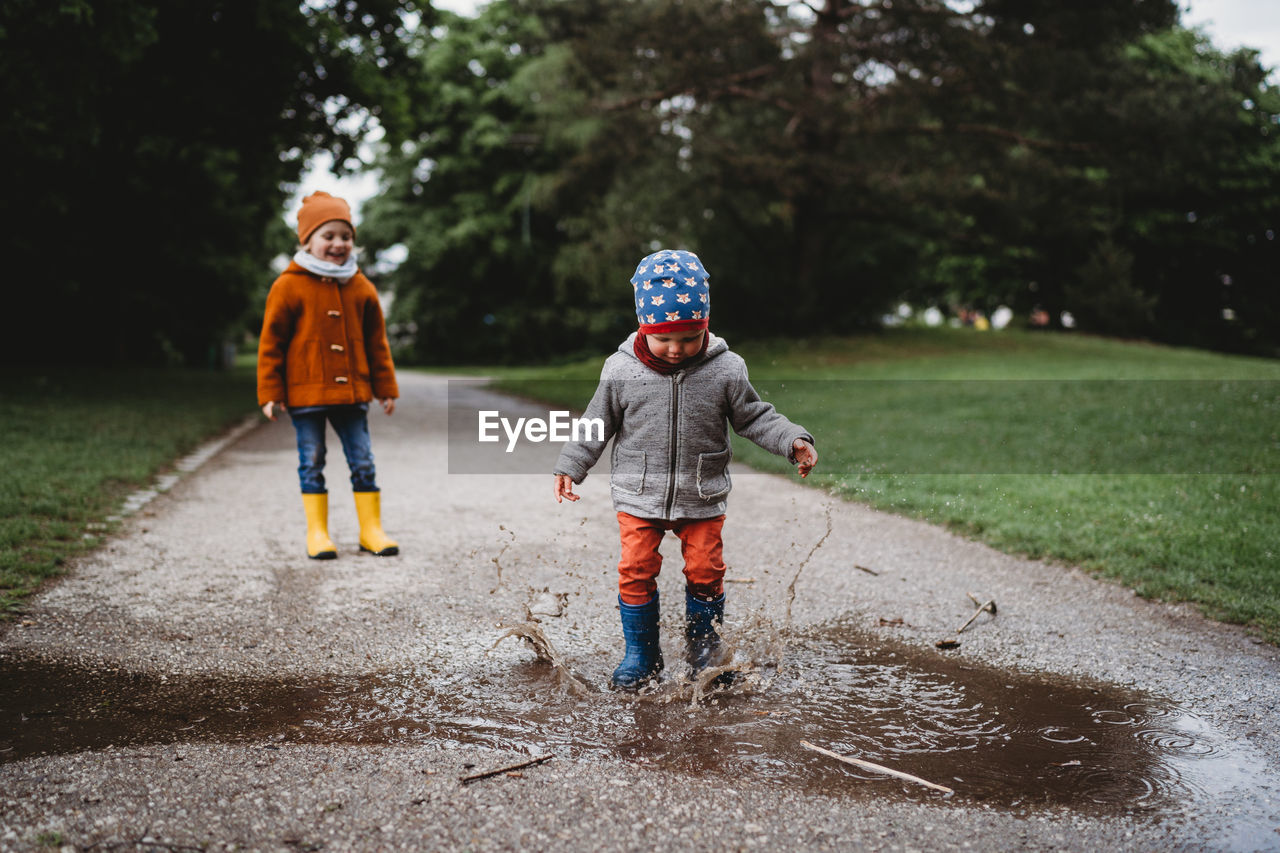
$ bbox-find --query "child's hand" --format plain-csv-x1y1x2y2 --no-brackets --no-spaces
380,398,396,415
793,438,818,478
554,474,579,503
262,401,285,421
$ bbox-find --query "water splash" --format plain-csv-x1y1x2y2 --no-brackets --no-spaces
488,524,516,593
491,620,592,697
3,619,1274,845
784,503,834,628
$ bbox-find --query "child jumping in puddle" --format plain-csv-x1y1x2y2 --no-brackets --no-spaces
258,191,400,560
553,249,817,690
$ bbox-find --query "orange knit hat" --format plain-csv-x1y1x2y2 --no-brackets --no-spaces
296,191,355,243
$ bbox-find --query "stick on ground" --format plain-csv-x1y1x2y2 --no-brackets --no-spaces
957,598,996,634
459,754,554,785
800,741,954,794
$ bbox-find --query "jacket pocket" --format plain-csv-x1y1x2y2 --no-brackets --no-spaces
697,447,732,500
610,446,647,495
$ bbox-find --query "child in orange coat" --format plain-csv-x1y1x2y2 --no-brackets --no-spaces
257,191,400,559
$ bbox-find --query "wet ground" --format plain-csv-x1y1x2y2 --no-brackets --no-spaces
4,618,1273,839
2,372,1278,851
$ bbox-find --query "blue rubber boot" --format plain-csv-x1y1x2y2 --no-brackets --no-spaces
611,592,664,690
686,591,733,685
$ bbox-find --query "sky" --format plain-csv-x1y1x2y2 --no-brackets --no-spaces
291,0,1280,220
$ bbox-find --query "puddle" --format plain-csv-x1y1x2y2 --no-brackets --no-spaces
1,620,1272,828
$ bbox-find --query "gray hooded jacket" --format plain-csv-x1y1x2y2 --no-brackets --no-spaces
553,333,814,521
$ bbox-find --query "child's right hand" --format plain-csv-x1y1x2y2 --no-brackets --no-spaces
262,401,285,421
553,474,579,503
793,438,818,478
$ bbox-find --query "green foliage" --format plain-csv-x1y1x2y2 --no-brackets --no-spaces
365,0,1279,362
878,6,1280,352
362,4,608,364
525,0,934,338
1109,30,1280,353
2,0,424,367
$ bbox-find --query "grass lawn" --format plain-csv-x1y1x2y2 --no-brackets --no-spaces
488,329,1280,643
0,367,256,615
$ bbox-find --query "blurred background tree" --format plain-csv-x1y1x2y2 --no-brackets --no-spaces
1104,29,1280,352
2,0,425,366
363,0,1278,363
6,0,1274,366
357,3,581,364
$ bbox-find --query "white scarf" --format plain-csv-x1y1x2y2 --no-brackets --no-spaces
293,249,358,283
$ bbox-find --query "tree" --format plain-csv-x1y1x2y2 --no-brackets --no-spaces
1099,31,1280,352
363,2,675,364
516,0,1191,338
365,0,1278,361
2,0,423,366
522,0,934,339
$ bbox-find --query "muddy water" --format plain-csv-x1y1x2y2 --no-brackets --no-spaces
1,620,1269,822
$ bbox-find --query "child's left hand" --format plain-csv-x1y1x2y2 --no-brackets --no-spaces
380,398,396,415
793,438,817,478
553,474,579,503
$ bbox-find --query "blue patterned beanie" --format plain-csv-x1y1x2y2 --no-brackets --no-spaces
630,249,710,334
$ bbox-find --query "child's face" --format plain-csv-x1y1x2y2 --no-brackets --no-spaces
302,220,354,265
645,330,706,364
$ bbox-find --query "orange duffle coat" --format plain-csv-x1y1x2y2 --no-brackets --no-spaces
257,262,399,408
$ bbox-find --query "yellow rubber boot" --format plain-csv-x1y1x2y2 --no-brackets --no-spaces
302,493,338,560
354,491,399,556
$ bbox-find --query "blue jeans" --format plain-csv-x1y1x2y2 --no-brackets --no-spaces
289,405,378,494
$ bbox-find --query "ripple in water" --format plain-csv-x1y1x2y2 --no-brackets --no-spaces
417,616,1266,815
0,617,1269,821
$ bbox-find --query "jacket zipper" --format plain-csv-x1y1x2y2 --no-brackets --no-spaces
664,371,683,518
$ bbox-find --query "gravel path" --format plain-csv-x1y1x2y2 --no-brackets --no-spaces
2,371,1278,852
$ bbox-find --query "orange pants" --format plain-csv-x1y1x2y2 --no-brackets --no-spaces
616,512,726,605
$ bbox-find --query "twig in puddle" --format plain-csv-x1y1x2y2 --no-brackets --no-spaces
785,504,834,628
460,754,554,785
800,740,954,794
